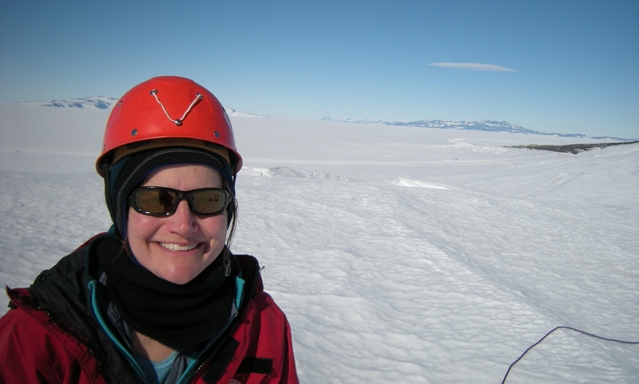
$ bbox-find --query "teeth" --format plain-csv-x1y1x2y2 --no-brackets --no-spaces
160,243,198,251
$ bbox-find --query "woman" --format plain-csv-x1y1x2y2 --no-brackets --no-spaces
0,76,299,383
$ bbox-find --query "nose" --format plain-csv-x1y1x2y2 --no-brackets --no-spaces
166,199,198,234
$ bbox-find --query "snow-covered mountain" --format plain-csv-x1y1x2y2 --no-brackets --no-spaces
32,96,119,110
321,117,631,140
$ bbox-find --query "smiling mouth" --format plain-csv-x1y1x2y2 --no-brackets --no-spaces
160,243,199,251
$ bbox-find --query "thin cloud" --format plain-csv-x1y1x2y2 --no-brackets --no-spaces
429,62,516,72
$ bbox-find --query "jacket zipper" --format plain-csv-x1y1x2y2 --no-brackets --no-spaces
87,280,150,384
178,275,246,384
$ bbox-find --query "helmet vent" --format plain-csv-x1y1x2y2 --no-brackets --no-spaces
150,89,204,126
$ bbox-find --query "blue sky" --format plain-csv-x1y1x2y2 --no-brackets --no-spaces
1,0,638,138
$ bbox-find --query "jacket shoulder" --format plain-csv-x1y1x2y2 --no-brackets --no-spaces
0,233,127,384
0,290,107,384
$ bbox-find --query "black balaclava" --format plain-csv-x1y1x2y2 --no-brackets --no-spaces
103,146,236,238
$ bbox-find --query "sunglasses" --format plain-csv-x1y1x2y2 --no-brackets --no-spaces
129,186,231,217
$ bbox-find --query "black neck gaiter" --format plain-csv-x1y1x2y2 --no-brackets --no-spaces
98,238,236,351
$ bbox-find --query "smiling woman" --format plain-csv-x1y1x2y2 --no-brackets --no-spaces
0,76,299,384
126,164,229,285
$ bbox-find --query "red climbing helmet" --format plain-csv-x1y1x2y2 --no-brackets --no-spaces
96,76,242,176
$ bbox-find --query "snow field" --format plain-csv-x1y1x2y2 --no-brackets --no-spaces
1,106,638,382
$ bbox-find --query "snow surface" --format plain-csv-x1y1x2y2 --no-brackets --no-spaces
0,103,638,383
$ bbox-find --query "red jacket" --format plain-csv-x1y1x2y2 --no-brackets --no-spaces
0,234,298,384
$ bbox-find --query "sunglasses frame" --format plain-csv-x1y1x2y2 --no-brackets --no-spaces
129,186,231,217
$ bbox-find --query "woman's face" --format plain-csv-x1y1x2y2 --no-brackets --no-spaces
127,164,228,285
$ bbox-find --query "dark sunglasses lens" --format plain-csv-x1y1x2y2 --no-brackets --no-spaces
190,190,228,215
133,189,177,215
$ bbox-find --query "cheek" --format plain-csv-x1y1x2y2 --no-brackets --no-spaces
126,209,157,241
202,214,229,240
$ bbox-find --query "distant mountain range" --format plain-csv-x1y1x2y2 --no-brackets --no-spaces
321,117,631,140
24,97,630,140
33,96,119,110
